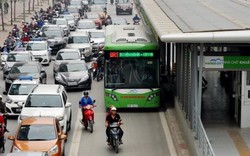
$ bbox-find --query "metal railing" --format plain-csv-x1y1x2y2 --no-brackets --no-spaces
194,115,215,156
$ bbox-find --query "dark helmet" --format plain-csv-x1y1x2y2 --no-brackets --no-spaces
83,91,89,96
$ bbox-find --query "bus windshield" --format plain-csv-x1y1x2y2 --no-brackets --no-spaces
105,58,159,88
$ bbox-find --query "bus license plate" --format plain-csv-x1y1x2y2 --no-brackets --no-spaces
127,104,138,108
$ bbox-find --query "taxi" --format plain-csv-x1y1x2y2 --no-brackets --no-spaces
8,117,67,156
3,76,39,116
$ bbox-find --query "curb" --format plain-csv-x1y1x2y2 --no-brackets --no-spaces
165,108,190,156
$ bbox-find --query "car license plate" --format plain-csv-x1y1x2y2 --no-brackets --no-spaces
127,104,138,108
16,108,22,112
68,82,77,86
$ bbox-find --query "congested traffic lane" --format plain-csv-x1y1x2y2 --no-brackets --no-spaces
1,1,172,155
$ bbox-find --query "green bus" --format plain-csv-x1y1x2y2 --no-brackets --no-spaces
104,25,160,108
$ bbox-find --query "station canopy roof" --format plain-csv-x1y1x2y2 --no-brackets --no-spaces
140,0,250,43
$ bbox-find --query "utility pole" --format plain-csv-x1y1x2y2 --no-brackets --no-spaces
0,0,4,30
28,0,31,14
32,0,34,11
14,0,16,21
10,0,13,25
23,0,25,21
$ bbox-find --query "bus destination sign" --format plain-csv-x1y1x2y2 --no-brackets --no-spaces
109,52,154,58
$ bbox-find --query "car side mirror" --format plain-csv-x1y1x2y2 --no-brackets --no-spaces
64,37,68,43
41,69,46,73
3,91,7,95
59,134,67,140
65,102,72,108
8,135,15,140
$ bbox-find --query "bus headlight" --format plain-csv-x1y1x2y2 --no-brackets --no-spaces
106,93,118,101
147,93,159,101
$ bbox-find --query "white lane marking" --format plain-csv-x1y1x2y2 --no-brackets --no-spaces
159,112,178,156
68,109,82,156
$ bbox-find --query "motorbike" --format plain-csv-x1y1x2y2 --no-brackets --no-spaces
109,122,123,153
133,19,140,25
80,100,96,133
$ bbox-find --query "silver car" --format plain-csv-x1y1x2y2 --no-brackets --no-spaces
67,31,93,61
53,48,83,74
52,18,70,36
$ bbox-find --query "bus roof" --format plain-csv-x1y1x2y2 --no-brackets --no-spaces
104,25,158,51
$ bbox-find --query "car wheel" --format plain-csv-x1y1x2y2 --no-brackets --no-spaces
62,146,65,156
67,112,72,131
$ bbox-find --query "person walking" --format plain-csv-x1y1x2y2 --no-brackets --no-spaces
3,2,9,14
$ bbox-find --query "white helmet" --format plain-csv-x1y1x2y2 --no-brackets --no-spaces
110,107,117,111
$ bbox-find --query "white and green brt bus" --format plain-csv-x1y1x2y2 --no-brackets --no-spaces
103,25,160,108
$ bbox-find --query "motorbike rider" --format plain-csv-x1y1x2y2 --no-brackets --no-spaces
79,91,95,123
1,44,10,53
0,95,9,133
12,24,20,38
105,107,124,145
105,15,112,26
132,14,140,24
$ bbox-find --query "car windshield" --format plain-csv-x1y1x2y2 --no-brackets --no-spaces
89,32,104,38
93,0,106,4
105,58,159,88
86,13,99,19
70,1,81,5
43,29,63,37
54,19,67,25
9,84,37,95
117,0,129,3
26,43,46,51
17,125,56,141
67,7,79,13
77,21,95,29
58,63,87,72
68,36,89,43
56,52,80,60
7,53,29,62
10,65,39,74
25,94,62,107
62,15,74,21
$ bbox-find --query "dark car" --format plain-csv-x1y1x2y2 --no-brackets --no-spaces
116,0,133,15
39,25,67,54
5,62,47,91
54,60,91,90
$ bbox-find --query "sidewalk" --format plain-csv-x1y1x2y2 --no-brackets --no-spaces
0,0,52,45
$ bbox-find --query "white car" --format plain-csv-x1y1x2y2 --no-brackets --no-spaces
59,14,76,31
18,84,72,134
67,31,93,61
26,41,51,65
88,29,105,52
4,76,39,116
